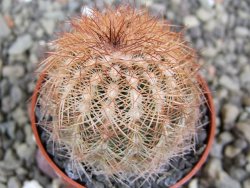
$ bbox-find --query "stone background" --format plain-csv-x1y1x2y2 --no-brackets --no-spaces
0,0,249,187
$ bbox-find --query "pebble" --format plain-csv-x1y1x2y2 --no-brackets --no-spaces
204,19,216,32
219,75,240,92
234,138,247,150
0,14,11,39
205,158,222,179
10,85,23,104
8,34,33,55
198,0,215,8
215,171,241,188
188,178,198,188
1,97,15,113
240,69,250,84
202,46,217,57
210,141,223,158
0,183,6,188
7,177,21,188
16,143,35,161
236,121,250,142
229,167,248,181
218,131,234,145
222,103,239,126
0,175,6,184
235,154,247,167
0,121,16,139
243,179,250,188
196,8,214,22
12,108,28,126
235,27,249,37
184,15,200,28
41,19,55,35
0,149,21,170
2,65,25,78
22,180,43,188
224,145,241,158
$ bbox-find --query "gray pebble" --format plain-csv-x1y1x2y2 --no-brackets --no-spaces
224,145,241,158
184,15,200,28
0,14,11,38
0,149,21,170
219,75,240,92
229,167,248,182
234,138,248,149
218,131,234,145
196,8,214,22
236,121,250,142
2,65,25,79
16,143,35,161
202,46,218,58
215,171,241,188
23,180,43,188
0,121,16,139
1,96,16,113
204,158,222,179
0,183,7,188
221,103,239,127
8,34,33,55
240,69,250,84
12,108,28,126
204,19,216,32
235,27,249,37
7,177,21,188
243,178,250,188
10,85,23,104
41,19,56,35
0,176,7,184
210,141,223,158
188,178,198,188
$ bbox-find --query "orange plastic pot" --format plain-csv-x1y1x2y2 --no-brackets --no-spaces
30,73,215,188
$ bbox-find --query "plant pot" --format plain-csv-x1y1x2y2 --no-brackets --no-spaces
30,73,215,188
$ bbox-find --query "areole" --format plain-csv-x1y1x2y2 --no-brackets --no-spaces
31,73,215,188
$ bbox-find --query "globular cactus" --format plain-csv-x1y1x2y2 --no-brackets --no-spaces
37,6,202,184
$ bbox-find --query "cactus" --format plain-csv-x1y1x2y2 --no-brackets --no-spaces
37,6,203,184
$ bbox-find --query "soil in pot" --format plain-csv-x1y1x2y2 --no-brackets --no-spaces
35,96,210,188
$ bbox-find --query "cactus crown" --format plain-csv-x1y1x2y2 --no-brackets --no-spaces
37,6,203,184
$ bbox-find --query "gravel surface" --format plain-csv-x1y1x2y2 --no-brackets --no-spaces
0,0,250,188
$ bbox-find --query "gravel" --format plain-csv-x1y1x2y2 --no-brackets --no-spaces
0,0,250,187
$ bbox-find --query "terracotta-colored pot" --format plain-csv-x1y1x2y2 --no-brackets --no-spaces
30,73,215,188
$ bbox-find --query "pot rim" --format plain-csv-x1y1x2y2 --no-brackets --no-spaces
30,73,215,188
